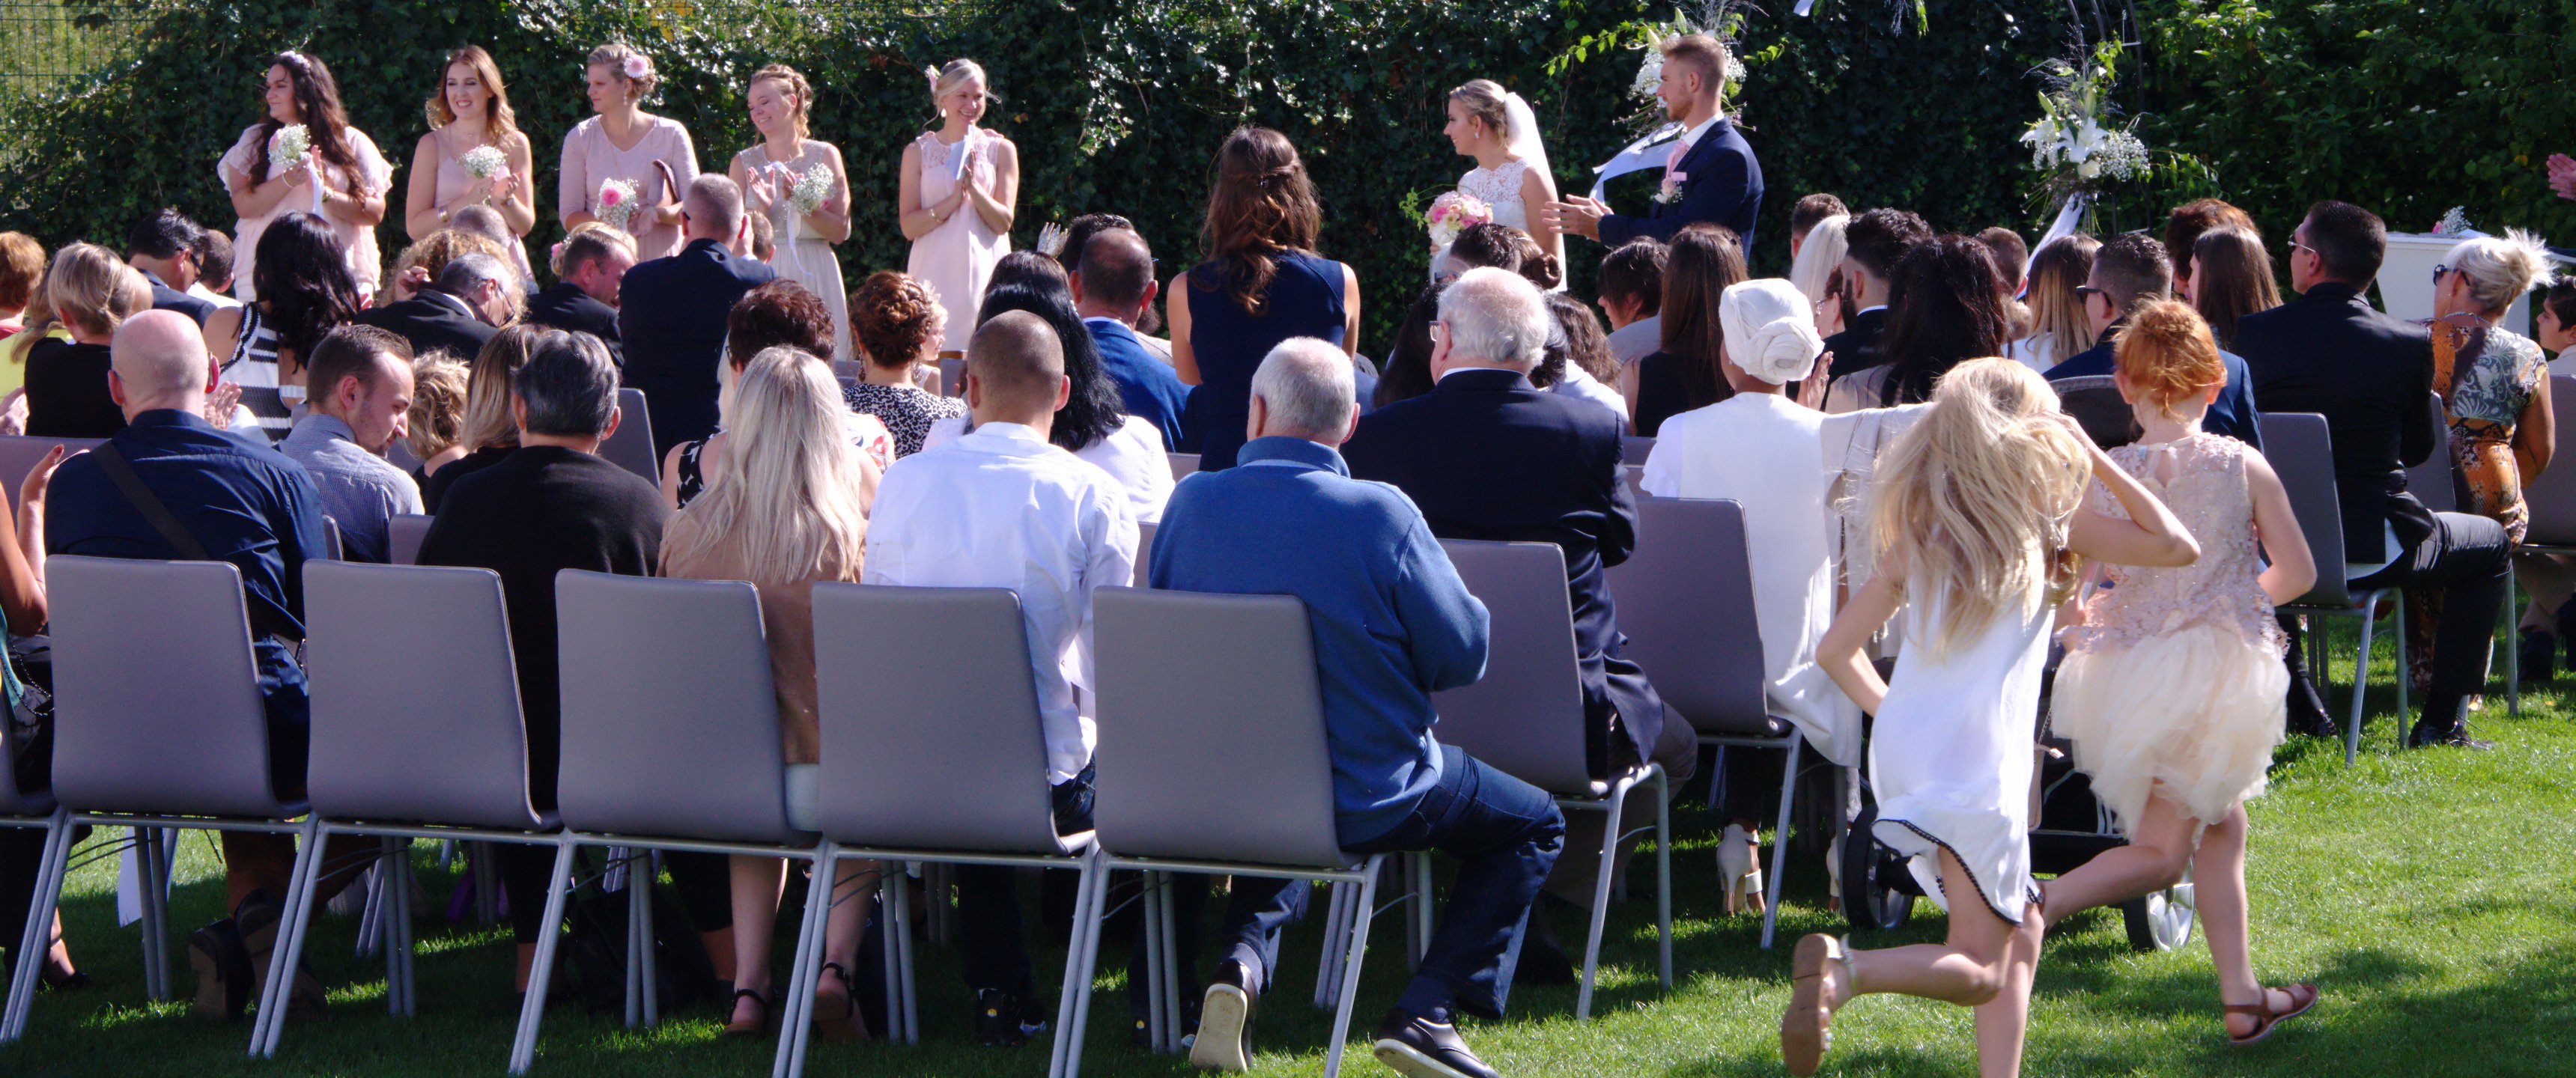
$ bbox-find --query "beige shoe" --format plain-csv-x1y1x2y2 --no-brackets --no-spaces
1780,934,1849,1077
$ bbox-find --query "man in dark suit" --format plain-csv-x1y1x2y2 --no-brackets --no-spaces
1543,34,1761,260
1072,228,1192,450
526,225,633,363
616,175,775,457
2235,200,2509,749
353,252,505,361
2044,232,2262,448
1343,267,1696,973
1820,209,1929,374
124,207,215,326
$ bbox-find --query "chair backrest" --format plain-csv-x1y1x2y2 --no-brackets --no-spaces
1606,497,1774,735
320,516,344,561
809,584,1069,853
2524,375,2576,545
0,436,102,506
938,356,964,398
1431,539,1597,796
2258,412,2355,606
46,556,287,817
1092,587,1349,868
2404,390,2455,514
596,387,659,483
1623,464,1645,499
388,514,433,566
1167,453,1200,481
554,570,801,843
1620,434,1656,466
304,561,543,829
2050,374,2138,450
1133,522,1156,588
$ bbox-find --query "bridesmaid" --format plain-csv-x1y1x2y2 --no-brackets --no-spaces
899,58,1016,350
216,51,392,302
559,43,696,263
404,45,537,281
731,64,853,361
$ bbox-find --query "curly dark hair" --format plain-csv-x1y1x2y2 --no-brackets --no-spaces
1875,234,2014,407
726,280,835,370
250,212,362,368
852,270,944,370
975,280,1127,452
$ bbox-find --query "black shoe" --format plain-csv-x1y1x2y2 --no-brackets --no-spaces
187,917,251,1021
1513,897,1576,987
2521,630,2558,683
974,989,1046,1047
2284,670,2340,741
2408,724,2496,750
1370,1008,1499,1078
1188,961,1251,1071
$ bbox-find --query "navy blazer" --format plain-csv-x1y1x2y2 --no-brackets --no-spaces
353,289,498,365
617,239,777,457
2232,282,2439,564
141,268,216,326
1086,317,1193,451
2044,326,2264,450
1598,118,1763,257
526,281,624,365
1341,368,1664,773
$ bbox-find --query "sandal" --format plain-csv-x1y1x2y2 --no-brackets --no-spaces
813,962,868,1043
2224,984,2318,1045
722,987,774,1037
1780,934,1850,1077
234,894,326,1023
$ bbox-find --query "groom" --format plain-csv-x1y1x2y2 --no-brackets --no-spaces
1543,34,1763,258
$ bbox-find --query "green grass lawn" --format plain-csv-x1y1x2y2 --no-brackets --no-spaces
5,629,2575,1077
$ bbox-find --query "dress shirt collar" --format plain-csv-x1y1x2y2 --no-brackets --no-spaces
1434,367,1536,392
959,420,1051,451
1856,305,1888,316
139,267,174,291
419,287,478,320
1677,114,1725,152
1236,436,1349,476
289,412,360,446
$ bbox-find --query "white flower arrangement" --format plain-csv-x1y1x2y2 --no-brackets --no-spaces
2020,42,2159,204
460,144,510,180
785,163,833,216
267,124,311,177
1425,191,1493,250
1625,4,1749,110
2433,207,2475,237
596,177,640,231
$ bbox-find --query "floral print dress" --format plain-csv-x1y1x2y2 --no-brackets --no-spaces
2408,320,2546,689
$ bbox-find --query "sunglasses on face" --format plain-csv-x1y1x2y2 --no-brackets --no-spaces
2432,264,2456,283
2074,285,2105,302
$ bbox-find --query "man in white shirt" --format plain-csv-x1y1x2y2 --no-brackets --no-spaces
863,309,1138,1048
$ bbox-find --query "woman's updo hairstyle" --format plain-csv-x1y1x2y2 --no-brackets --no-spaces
587,43,658,102
853,270,945,370
1507,228,1562,291
926,58,994,111
1448,79,1511,138
750,64,814,141
2112,298,2228,422
2444,229,2555,315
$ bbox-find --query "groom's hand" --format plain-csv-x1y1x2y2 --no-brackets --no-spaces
1541,196,1607,241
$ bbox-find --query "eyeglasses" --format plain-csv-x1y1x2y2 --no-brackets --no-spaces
1428,322,1446,344
2432,264,2456,283
2074,285,2105,302
2288,240,2316,257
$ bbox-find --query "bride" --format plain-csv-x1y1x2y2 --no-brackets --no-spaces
1440,79,1562,281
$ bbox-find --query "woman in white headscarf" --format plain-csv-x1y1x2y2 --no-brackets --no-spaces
1438,79,1561,283
1639,278,1860,915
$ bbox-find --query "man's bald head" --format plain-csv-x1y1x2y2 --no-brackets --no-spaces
682,175,745,243
966,309,1066,411
109,308,212,415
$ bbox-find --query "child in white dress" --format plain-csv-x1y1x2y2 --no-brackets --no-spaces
1784,359,2202,1078
2044,299,2323,1044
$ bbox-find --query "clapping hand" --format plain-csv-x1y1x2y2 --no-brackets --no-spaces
204,383,243,430
2548,153,2576,201
1540,195,1609,240
18,445,64,515
1796,352,1835,411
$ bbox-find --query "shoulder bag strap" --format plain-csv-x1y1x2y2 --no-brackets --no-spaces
88,442,213,562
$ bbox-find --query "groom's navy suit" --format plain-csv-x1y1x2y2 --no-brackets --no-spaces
1599,118,1763,257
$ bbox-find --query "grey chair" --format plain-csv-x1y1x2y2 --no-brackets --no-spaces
1623,464,1647,499
830,359,867,384
269,561,563,1069
1620,433,1656,466
388,514,433,567
596,387,660,482
1433,539,1671,1020
2260,412,2406,763
2051,374,2139,450
16,556,323,1055
320,516,343,562
541,570,829,1065
2405,391,2458,515
1607,496,1807,948
0,436,101,506
0,686,67,1043
1083,587,1387,1077
780,584,1107,1078
2509,376,2576,704
1166,453,1199,482
1132,523,1156,588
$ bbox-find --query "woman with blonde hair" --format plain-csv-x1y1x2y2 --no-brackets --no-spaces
419,323,541,511
560,43,696,261
404,352,473,480
1440,79,1562,277
404,43,535,272
2005,234,2100,372
901,58,1017,340
732,64,854,361
23,243,152,437
1784,358,2200,1078
659,346,881,1041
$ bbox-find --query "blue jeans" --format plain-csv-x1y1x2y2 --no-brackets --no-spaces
1221,744,1564,1021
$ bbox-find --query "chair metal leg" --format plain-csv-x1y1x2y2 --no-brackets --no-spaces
1653,767,1671,989
395,844,418,1017
774,844,836,1078
1761,741,1802,949
255,816,329,1058
894,865,920,1044
377,841,401,1014
508,837,579,1074
354,863,383,961
1409,851,1433,971
1574,778,1635,1022
622,851,643,1029
1138,872,1166,1053
1313,880,1351,1010
1321,860,1382,1078
135,826,168,1002
638,853,658,1029
1,810,70,1041
875,859,902,1051
2348,599,2379,764
2508,570,2521,716
1051,851,1111,1078
2394,597,2409,732
1158,873,1182,1052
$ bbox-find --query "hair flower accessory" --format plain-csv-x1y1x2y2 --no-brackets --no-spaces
923,66,941,94
550,240,567,264
621,53,651,81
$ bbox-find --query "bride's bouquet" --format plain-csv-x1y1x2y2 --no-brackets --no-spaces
784,163,833,216
267,124,312,178
1426,191,1493,250
461,144,511,181
597,177,641,231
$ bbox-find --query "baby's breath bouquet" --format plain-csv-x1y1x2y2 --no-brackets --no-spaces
597,177,640,231
785,164,833,216
267,124,312,177
461,144,510,180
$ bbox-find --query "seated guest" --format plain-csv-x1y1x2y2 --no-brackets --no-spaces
2006,234,2098,371
1153,338,1562,1077
0,400,61,992
1638,279,1858,912
2235,200,2511,747
1820,207,1931,374
1787,192,1847,261
1073,229,1192,450
279,326,423,563
25,243,152,438
421,325,538,512
1343,267,1695,960
619,174,778,457
1372,283,1448,409
405,352,470,481
449,204,536,297
1787,215,1847,338
1975,225,2032,336
2042,232,2261,446
126,207,216,326
1436,222,1524,285
662,281,890,510
1826,234,2011,412
2184,225,2282,350
928,281,1173,524
0,231,45,346
202,213,367,444
526,222,634,359
845,270,968,457
1506,228,1564,293
1542,293,1628,423
863,311,1138,1047
746,201,775,263
2163,197,2256,299
660,347,881,1040
1057,213,1174,362
48,309,364,1020
417,329,735,993
186,228,243,313
1598,237,1666,368
355,251,509,362
1629,223,1747,436
382,228,511,305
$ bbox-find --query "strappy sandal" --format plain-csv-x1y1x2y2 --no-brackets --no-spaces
1780,934,1850,1077
722,987,775,1037
2224,984,2318,1045
813,962,868,1043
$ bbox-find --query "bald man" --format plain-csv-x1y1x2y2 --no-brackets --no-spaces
617,173,777,457
863,310,1138,1046
55,308,359,1020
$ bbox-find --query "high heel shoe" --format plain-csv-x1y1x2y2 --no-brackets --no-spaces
1717,824,1767,916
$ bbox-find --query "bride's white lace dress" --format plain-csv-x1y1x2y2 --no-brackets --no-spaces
1458,159,1533,233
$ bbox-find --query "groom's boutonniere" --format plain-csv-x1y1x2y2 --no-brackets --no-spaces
1656,170,1687,204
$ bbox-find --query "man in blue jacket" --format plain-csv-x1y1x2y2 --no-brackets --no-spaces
2045,232,2263,448
1543,34,1762,260
1072,228,1191,450
614,176,774,457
